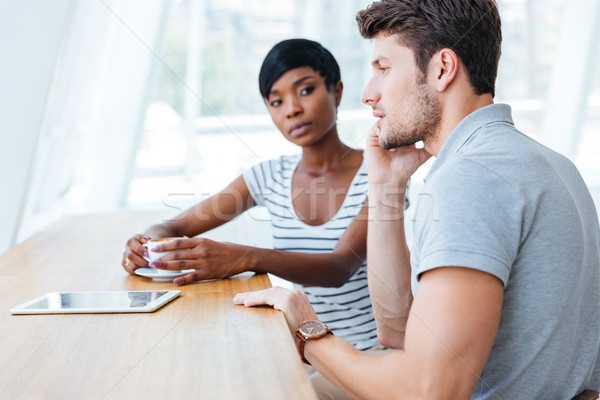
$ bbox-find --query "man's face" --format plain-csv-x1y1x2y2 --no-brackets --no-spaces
361,34,441,149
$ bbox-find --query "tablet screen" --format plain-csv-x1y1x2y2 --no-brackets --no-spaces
10,290,180,314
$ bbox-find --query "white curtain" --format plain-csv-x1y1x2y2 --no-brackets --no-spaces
14,0,169,244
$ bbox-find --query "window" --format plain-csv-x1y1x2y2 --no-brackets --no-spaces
14,0,600,245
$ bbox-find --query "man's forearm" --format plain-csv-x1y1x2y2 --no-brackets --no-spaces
305,335,423,400
367,183,413,348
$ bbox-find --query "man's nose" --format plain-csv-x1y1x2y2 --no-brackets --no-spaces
361,78,380,106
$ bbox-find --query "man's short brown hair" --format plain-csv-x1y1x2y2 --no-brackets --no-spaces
357,0,502,97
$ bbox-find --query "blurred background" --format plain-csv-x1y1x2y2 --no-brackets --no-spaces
1,0,599,255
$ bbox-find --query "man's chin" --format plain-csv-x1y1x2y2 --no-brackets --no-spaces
378,131,418,150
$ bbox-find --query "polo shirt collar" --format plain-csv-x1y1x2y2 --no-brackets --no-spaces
424,103,514,182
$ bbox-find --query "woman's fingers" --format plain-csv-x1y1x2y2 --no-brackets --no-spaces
149,237,199,252
173,272,198,286
122,234,151,274
122,249,148,274
157,248,205,263
149,259,192,271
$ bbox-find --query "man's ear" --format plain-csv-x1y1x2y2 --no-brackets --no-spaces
432,48,458,92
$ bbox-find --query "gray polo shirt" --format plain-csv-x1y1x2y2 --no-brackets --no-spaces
411,104,600,399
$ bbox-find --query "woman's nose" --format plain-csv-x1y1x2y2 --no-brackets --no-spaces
285,96,302,118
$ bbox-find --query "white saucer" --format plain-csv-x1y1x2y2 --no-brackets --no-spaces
135,267,195,281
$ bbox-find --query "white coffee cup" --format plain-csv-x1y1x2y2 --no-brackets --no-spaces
142,237,181,262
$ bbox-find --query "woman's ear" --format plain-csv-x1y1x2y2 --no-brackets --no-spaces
334,81,343,106
433,48,458,92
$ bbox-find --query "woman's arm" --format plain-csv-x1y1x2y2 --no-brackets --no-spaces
248,200,367,286
145,175,255,238
152,201,369,287
122,175,254,273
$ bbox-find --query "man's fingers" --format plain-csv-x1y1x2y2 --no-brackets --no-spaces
234,288,318,335
233,290,265,307
233,287,297,309
233,291,254,305
366,126,381,147
417,146,433,164
233,290,275,308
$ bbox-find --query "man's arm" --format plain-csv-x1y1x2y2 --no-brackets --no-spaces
363,128,431,348
306,267,503,399
367,182,412,348
236,267,503,399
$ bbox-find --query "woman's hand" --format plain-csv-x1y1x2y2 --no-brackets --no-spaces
147,237,249,285
233,287,318,334
122,234,151,274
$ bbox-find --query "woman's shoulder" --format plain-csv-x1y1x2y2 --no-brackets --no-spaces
244,154,301,179
247,153,300,167
277,153,302,166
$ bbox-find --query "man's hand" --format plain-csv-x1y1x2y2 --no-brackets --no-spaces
147,237,249,285
233,287,318,334
365,125,431,186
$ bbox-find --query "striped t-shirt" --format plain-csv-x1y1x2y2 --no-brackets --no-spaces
242,154,379,350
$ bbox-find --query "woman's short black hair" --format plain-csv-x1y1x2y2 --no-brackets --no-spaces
259,38,341,99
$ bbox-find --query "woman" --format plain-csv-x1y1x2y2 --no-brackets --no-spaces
122,38,395,399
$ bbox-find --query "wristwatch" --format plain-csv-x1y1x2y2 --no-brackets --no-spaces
295,320,333,365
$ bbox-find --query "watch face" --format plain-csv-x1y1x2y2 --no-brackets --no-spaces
300,321,328,338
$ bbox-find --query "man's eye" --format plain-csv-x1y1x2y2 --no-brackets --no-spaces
270,99,282,107
300,86,315,96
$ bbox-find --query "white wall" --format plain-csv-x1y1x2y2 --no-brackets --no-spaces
0,0,71,254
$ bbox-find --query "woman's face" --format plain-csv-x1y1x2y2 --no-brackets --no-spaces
265,66,341,146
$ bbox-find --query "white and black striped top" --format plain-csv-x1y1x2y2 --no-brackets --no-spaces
243,154,379,350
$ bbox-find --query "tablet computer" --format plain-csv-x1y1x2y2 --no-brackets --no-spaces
9,290,181,315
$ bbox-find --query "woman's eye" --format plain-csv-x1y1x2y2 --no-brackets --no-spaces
300,86,315,96
270,99,282,107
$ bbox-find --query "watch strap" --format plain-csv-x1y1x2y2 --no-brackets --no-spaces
295,330,309,364
295,324,333,365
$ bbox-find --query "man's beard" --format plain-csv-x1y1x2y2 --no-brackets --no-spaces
378,82,442,150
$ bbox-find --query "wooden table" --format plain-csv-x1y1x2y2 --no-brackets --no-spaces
0,212,317,400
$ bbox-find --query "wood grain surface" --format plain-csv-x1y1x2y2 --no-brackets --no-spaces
0,212,316,400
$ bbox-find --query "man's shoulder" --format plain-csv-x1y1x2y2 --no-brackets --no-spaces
435,126,576,195
427,156,520,196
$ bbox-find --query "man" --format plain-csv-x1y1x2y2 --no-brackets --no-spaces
234,0,600,398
